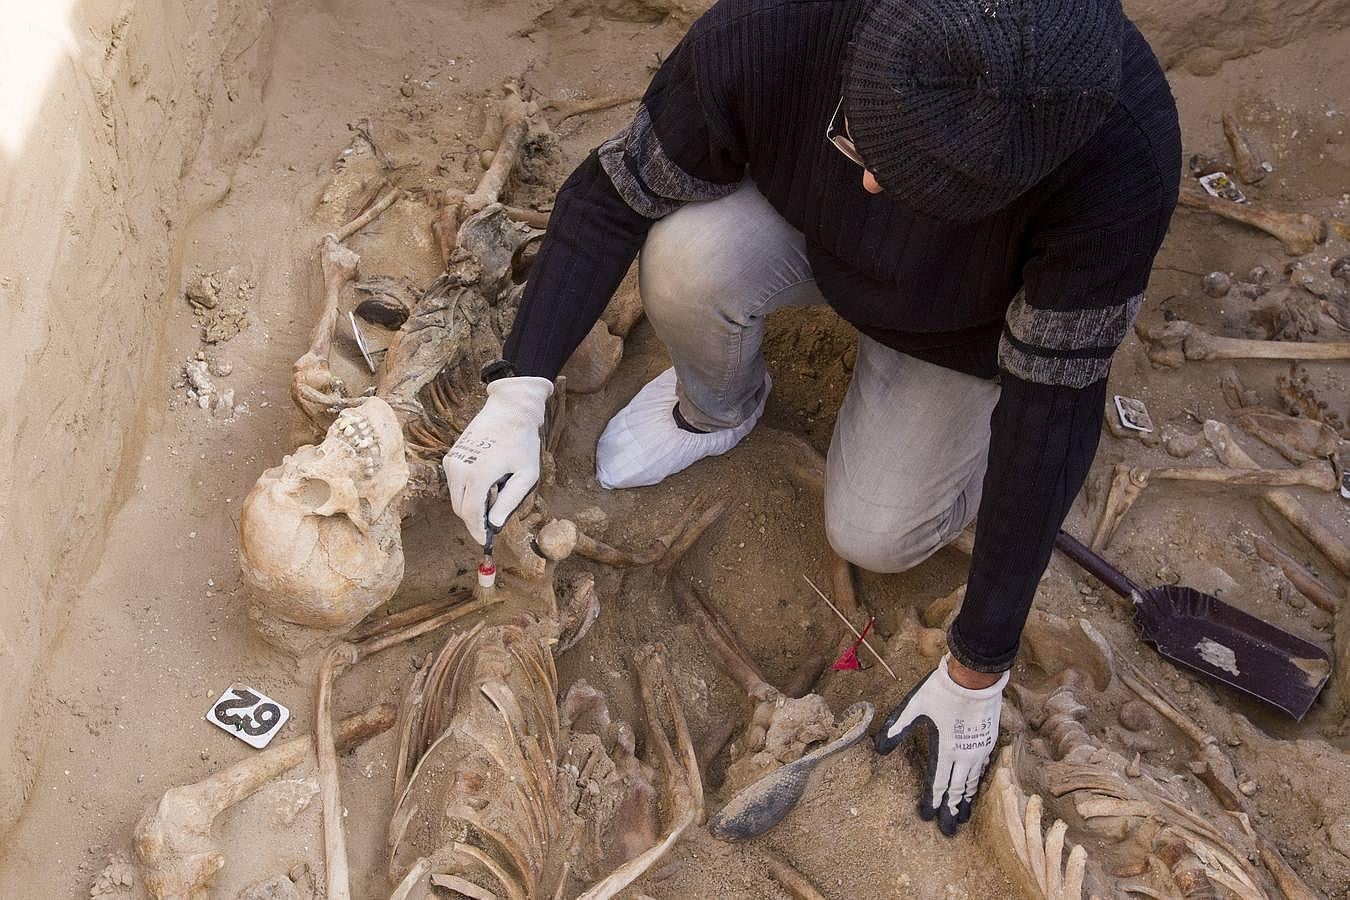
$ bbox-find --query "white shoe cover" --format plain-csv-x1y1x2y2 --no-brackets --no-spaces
596,367,770,489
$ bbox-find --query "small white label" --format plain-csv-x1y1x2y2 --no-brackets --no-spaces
206,683,290,749
1114,395,1154,433
1198,171,1246,203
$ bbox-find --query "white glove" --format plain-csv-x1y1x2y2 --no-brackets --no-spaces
443,376,553,545
874,654,1009,836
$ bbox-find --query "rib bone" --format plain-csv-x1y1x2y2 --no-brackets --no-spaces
1137,318,1350,368
1178,188,1326,256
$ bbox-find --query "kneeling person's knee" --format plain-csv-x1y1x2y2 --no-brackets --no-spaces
826,515,938,574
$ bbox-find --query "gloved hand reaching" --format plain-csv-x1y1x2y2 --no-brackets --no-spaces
874,654,1009,836
443,376,553,544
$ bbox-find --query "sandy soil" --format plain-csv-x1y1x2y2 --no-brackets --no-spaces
2,1,1350,898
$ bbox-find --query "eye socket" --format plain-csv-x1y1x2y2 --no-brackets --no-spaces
296,477,332,509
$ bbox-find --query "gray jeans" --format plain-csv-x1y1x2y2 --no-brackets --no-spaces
639,182,1002,573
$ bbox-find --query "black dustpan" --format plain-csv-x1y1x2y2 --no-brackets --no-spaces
1055,531,1331,719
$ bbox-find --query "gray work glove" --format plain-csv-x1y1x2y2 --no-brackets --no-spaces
443,376,553,544
874,654,1009,836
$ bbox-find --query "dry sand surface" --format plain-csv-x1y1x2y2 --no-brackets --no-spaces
2,0,1350,898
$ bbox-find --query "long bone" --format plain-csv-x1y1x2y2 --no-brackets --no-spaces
1206,420,1350,577
1253,534,1343,613
1092,458,1339,550
1136,318,1350,369
574,643,703,900
291,188,403,430
1178,188,1327,256
1116,659,1319,900
316,592,499,900
132,703,396,900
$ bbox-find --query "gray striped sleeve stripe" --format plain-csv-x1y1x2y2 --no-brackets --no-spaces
998,335,1112,388
999,290,1143,388
1004,289,1143,353
598,103,741,219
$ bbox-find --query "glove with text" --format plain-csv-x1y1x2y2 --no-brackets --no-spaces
874,654,1009,836
443,376,553,544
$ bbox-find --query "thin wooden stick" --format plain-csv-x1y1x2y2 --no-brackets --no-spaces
802,574,899,681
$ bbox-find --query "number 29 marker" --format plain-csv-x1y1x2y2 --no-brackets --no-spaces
205,683,291,749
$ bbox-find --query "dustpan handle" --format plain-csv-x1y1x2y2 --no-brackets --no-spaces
1054,531,1141,599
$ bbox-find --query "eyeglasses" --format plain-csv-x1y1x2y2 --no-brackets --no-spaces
826,96,865,168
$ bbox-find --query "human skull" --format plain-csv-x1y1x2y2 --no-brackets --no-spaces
240,396,409,654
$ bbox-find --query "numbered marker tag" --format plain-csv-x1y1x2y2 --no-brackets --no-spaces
206,683,290,749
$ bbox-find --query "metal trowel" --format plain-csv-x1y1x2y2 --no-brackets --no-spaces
1055,531,1331,719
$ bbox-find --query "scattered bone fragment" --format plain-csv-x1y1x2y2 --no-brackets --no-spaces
1236,409,1342,464
90,853,136,897
1178,187,1327,256
183,359,216,410
132,703,395,900
1219,368,1263,411
1248,285,1335,340
1221,112,1269,184
1187,153,1227,178
757,848,827,900
560,320,624,393
1202,270,1231,298
1160,425,1203,458
234,874,303,900
1206,420,1350,577
1136,317,1350,368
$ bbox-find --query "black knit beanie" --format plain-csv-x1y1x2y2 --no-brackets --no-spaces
845,0,1125,222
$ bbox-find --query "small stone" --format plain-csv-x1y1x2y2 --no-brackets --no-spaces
1248,265,1271,284
400,83,414,97
1173,678,1192,694
199,750,210,761
572,506,609,535
1155,566,1180,585
1287,592,1307,610
1201,271,1231,298
208,358,232,378
1226,735,1243,747
1331,255,1350,283
1238,779,1258,797
1125,753,1142,777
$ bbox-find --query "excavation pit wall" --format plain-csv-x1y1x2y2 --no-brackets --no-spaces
0,0,274,830
2,0,1349,840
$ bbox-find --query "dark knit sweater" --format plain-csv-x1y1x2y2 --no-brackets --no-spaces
504,0,1181,671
